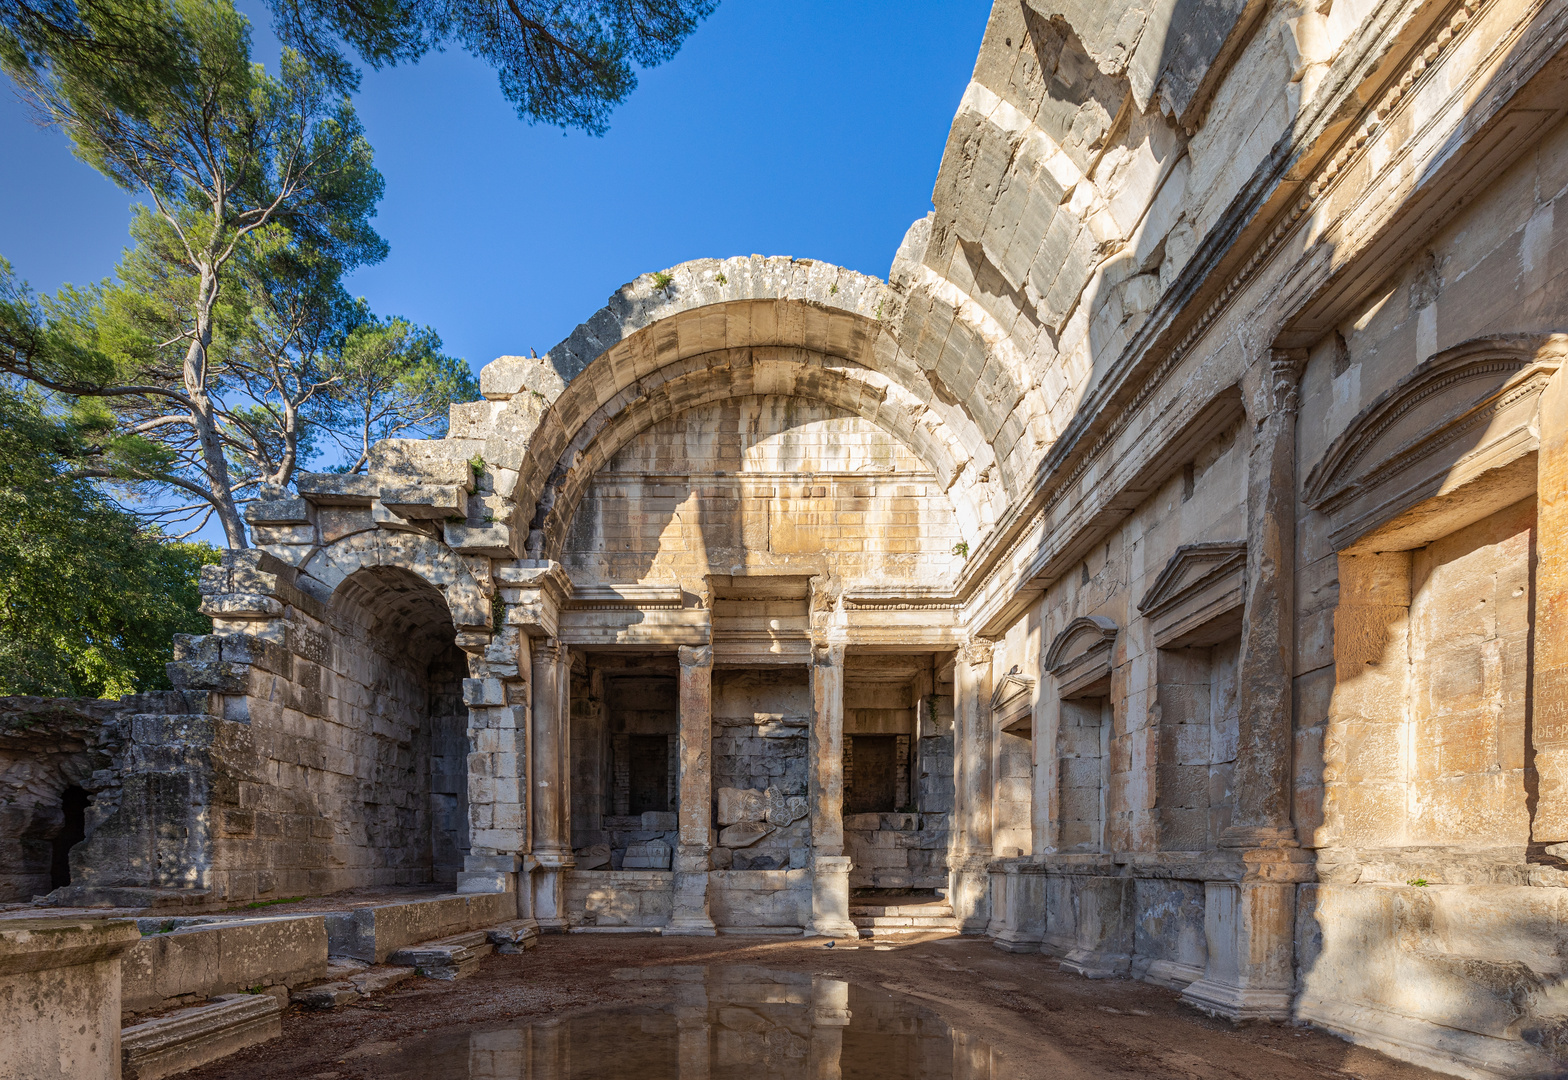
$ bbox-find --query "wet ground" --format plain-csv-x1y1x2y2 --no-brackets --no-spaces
186,933,1449,1080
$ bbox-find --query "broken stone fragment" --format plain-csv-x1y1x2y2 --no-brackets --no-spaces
717,821,772,848
290,981,360,1010
574,844,612,870
485,921,540,954
622,841,672,869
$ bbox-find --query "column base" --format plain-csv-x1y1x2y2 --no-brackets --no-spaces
1181,979,1294,1022
529,852,575,932
808,855,859,939
665,919,718,937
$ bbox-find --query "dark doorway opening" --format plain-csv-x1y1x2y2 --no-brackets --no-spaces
846,735,897,815
628,735,670,814
49,785,88,889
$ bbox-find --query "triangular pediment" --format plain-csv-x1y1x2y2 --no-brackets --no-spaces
1138,542,1247,621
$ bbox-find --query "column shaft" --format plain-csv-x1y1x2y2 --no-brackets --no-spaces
668,644,716,935
1225,349,1304,847
1533,365,1568,846
809,645,856,937
951,639,994,933
529,639,573,930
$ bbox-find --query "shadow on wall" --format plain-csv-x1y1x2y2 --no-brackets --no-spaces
330,566,473,889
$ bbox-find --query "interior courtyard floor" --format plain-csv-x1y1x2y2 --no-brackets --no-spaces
181,932,1447,1080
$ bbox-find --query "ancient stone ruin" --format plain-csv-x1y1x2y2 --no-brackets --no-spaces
8,0,1568,1076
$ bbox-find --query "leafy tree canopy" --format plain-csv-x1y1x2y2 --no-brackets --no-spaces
0,1,477,546
0,383,216,698
4,0,719,134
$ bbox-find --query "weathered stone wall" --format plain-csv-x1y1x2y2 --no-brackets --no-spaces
0,699,125,902
564,396,962,589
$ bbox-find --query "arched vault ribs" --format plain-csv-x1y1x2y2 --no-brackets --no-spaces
532,346,1002,560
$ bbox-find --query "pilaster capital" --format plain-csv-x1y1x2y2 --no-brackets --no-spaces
811,643,845,668
530,637,564,668
958,637,995,668
677,644,714,669
1268,347,1309,413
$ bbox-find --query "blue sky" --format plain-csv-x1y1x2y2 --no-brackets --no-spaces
1,1,988,373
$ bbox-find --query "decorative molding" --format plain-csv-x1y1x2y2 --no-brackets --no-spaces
991,666,1036,736
1138,542,1248,649
566,584,683,610
955,0,1493,621
1303,335,1565,548
1044,616,1119,699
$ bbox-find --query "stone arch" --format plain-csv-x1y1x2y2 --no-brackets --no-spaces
491,257,1020,555
298,531,492,634
535,346,990,559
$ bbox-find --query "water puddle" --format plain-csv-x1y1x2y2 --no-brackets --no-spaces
367,965,1006,1079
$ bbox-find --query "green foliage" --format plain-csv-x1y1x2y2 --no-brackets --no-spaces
652,271,673,289
1407,878,1430,888
829,282,837,295
325,311,478,473
0,387,216,698
714,271,726,285
3,0,718,135
952,541,969,559
0,2,478,544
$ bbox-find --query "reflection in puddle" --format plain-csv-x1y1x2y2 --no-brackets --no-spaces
373,965,1003,1079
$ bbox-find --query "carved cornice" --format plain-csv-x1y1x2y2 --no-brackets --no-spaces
954,0,1497,628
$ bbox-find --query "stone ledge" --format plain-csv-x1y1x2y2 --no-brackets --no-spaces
0,918,140,977
121,993,282,1080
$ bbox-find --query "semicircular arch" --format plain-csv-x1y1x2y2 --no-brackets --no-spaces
537,348,988,560
498,258,1019,551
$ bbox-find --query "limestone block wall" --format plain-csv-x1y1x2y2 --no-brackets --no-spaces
59,548,478,904
844,812,950,892
563,396,961,590
564,869,673,928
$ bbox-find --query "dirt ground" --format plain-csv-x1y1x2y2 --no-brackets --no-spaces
186,932,1449,1080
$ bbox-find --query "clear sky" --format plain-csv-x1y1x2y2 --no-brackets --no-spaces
0,1,989,376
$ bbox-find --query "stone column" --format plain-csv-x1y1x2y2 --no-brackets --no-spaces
1533,364,1568,848
1182,877,1297,1021
950,639,994,933
528,638,573,931
1224,348,1305,849
668,645,717,935
809,645,857,938
1191,347,1308,1020
808,976,850,1080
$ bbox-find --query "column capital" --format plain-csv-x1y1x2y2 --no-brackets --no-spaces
958,637,995,667
530,637,563,667
1268,347,1309,413
677,644,713,668
811,643,845,667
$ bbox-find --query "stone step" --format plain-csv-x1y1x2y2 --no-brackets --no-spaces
850,902,954,919
387,930,493,980
122,993,282,1080
486,920,540,954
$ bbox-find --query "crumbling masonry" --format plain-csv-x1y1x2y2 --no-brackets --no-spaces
9,0,1568,1075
